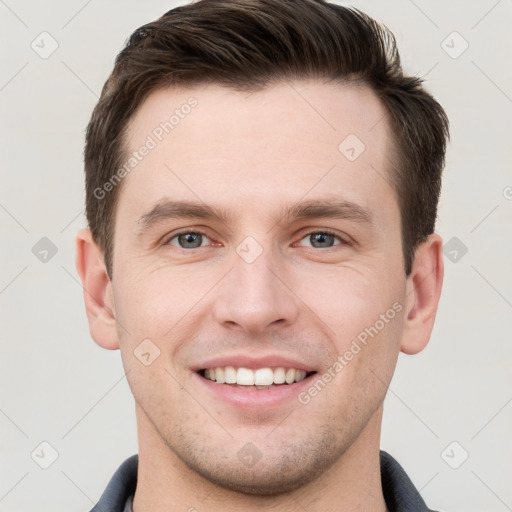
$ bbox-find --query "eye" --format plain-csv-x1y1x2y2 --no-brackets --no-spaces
167,231,212,249
296,230,347,249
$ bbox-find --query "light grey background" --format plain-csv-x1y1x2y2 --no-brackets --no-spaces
1,1,511,511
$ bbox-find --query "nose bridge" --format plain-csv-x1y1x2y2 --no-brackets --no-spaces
212,237,299,333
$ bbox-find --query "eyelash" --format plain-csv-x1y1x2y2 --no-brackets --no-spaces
164,228,351,249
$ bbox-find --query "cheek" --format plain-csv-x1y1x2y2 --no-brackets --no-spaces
113,263,216,341
301,300,404,424
300,265,394,337
332,294,405,406
298,264,405,388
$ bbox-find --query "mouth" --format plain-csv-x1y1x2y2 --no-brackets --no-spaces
192,355,320,409
198,366,317,390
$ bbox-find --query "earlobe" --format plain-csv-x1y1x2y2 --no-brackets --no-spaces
401,233,444,355
75,228,120,350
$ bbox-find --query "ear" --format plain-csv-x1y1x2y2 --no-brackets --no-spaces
401,232,444,355
75,228,120,350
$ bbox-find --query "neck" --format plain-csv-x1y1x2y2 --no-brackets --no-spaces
132,406,388,512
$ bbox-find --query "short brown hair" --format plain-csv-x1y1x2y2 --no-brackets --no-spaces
84,0,449,278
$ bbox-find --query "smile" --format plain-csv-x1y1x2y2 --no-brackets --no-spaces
199,366,316,389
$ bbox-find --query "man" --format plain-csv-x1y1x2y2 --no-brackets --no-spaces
76,0,449,510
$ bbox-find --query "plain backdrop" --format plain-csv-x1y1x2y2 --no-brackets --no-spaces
1,1,511,511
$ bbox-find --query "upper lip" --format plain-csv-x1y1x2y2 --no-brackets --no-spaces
192,353,317,373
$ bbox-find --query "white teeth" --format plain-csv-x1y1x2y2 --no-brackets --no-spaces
203,366,310,386
273,367,286,384
237,367,254,385
254,368,274,386
285,368,296,384
294,370,307,382
224,366,237,384
215,367,225,384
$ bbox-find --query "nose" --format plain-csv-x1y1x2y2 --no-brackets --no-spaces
212,245,300,335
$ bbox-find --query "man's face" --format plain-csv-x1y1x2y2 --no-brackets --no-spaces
111,81,408,493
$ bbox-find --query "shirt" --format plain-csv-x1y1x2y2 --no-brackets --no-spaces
89,450,439,512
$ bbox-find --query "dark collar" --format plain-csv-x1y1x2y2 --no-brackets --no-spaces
380,451,438,511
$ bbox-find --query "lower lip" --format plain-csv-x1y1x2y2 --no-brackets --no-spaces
194,372,315,409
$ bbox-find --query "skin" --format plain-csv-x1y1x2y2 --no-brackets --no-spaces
76,80,443,512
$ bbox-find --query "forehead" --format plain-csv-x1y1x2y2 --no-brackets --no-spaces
119,80,397,229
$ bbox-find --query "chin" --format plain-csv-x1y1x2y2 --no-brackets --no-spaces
172,429,342,496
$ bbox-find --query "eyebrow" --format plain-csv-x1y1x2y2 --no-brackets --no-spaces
280,199,374,226
137,200,233,235
136,198,375,235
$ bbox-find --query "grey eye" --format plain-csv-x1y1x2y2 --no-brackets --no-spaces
301,232,341,249
169,232,210,248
